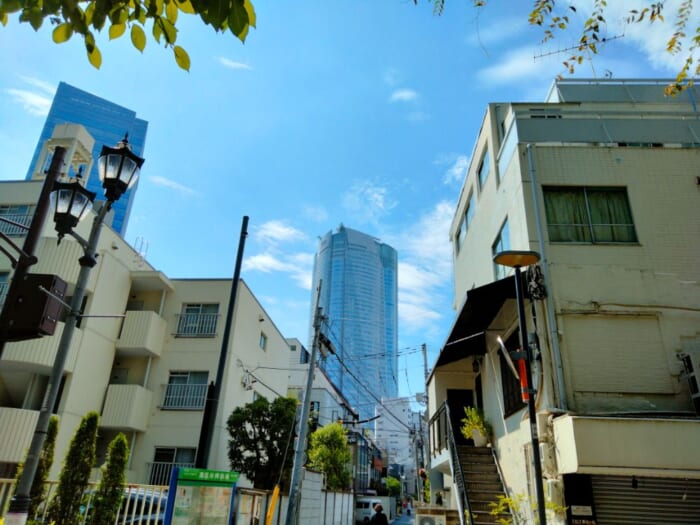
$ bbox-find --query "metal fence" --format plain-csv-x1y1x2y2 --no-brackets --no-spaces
146,461,195,486
0,213,32,237
161,383,207,410
174,313,219,337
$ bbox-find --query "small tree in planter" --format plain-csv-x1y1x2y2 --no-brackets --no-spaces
460,407,491,446
91,433,129,525
47,412,99,525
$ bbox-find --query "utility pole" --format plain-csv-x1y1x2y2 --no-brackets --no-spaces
285,283,323,525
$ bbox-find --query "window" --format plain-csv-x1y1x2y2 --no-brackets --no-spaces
501,332,526,417
149,447,196,485
478,148,491,189
492,219,510,280
0,204,34,237
175,303,219,337
456,192,475,253
259,332,267,350
543,187,637,243
162,372,208,409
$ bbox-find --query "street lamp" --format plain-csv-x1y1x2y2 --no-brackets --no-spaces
6,136,144,525
493,250,547,525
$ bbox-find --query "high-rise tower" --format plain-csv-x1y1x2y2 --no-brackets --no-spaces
310,225,398,422
25,82,148,236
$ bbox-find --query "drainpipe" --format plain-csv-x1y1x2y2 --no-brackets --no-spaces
526,144,568,410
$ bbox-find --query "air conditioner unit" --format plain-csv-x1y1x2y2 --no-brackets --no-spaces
415,513,446,525
680,351,700,414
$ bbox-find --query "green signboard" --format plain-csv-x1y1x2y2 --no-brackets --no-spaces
165,467,240,525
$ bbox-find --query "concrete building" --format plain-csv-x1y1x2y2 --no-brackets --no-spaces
310,225,398,424
426,79,700,524
24,82,148,236
0,127,290,488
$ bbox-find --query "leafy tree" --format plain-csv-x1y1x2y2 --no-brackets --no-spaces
432,0,700,96
0,0,256,71
385,476,401,498
13,416,59,520
91,433,129,525
47,411,99,525
306,422,351,491
226,395,297,490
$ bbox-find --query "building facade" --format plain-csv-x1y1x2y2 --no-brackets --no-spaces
427,79,700,524
24,82,148,236
0,134,291,488
310,225,398,423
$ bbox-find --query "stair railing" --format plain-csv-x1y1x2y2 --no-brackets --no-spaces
444,402,473,525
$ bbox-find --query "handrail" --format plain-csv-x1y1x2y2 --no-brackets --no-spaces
444,402,472,525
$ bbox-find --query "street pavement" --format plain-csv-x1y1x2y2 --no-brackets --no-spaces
391,510,415,524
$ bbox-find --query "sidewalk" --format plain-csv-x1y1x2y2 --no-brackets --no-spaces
391,510,415,524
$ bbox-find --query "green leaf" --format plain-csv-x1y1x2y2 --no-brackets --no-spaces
1,12,7,26
243,0,256,28
173,45,190,71
152,17,162,42
27,7,44,30
87,44,102,69
159,17,177,44
228,1,249,40
166,0,178,23
131,24,146,52
207,0,230,30
175,0,195,14
109,22,126,40
52,22,73,43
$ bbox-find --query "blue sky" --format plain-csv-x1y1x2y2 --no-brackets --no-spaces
0,1,690,401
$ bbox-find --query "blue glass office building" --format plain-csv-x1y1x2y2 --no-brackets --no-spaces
310,225,398,422
25,82,148,236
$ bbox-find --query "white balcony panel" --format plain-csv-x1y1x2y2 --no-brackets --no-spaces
117,310,166,357
101,384,153,432
553,415,700,478
1,323,80,374
0,407,39,463
33,238,84,291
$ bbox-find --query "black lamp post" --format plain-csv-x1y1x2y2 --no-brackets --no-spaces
493,250,547,525
6,136,144,525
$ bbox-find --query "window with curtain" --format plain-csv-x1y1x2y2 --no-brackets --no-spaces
501,331,526,417
543,187,637,243
492,218,510,280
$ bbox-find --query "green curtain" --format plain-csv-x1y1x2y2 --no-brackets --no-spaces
587,189,637,242
544,188,591,242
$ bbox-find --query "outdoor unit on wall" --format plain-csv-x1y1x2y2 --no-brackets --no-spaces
680,352,700,414
416,514,446,525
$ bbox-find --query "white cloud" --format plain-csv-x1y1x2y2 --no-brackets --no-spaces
466,15,529,49
441,154,469,185
342,181,398,224
18,76,55,95
389,89,419,102
149,175,197,195
303,205,328,222
254,220,306,244
243,251,313,290
6,89,52,116
218,57,253,70
476,46,559,86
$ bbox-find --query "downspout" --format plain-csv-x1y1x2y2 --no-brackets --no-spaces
526,143,568,410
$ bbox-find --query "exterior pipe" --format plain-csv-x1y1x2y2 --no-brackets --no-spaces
526,143,568,410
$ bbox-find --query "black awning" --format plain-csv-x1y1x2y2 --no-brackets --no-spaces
435,275,517,368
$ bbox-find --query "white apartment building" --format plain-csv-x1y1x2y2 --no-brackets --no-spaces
0,126,292,488
427,79,700,524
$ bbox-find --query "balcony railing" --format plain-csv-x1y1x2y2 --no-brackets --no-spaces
0,213,32,237
161,383,207,410
174,313,219,337
0,281,8,310
147,461,195,486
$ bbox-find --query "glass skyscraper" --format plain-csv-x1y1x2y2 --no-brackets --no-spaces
25,82,148,236
310,225,398,423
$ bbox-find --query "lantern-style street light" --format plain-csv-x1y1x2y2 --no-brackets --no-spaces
493,250,547,525
6,136,144,525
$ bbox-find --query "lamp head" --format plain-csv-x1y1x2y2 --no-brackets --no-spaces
493,250,540,269
97,134,145,203
51,180,96,243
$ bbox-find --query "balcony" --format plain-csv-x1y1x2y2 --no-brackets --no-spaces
160,383,207,410
147,461,194,486
174,313,219,338
553,415,700,477
0,212,32,237
101,384,153,432
1,322,80,374
0,407,39,463
116,310,166,357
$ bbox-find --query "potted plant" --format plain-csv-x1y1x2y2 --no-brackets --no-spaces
460,407,491,446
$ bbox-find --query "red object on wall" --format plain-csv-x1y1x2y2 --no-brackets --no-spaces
519,359,529,402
